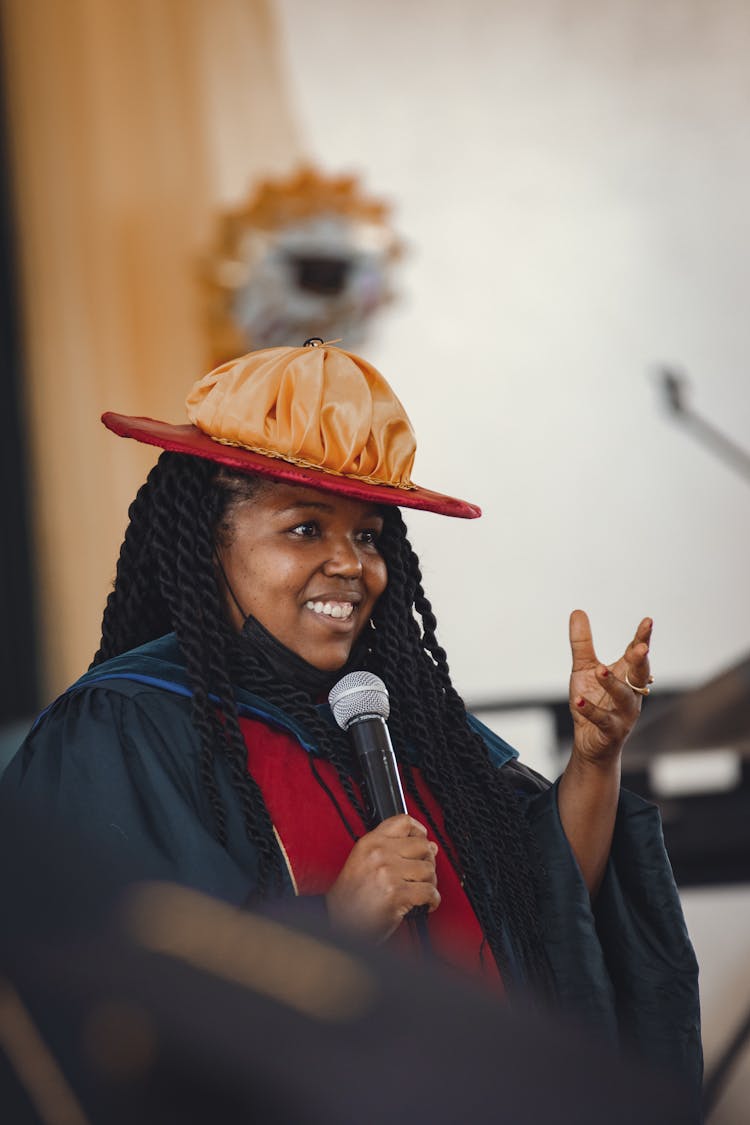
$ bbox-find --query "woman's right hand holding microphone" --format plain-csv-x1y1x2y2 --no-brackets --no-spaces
326,814,440,942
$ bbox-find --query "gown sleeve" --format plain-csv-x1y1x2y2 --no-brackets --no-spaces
505,760,703,1099
0,684,262,905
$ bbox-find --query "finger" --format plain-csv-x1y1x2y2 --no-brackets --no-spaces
397,837,439,862
623,617,653,686
624,617,652,658
590,665,641,714
366,839,437,874
401,858,439,886
572,690,627,734
569,608,598,672
398,883,441,917
376,814,428,839
372,855,438,895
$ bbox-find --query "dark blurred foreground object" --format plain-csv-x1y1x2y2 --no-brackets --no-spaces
0,802,698,1125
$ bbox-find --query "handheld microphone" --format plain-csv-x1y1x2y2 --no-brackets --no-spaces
328,671,431,953
328,671,406,824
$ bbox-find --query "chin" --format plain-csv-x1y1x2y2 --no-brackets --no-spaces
308,646,355,674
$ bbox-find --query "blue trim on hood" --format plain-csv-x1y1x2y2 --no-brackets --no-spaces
36,633,519,767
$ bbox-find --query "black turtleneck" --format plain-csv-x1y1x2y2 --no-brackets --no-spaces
239,614,372,700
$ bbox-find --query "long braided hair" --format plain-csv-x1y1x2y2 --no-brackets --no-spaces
94,451,552,990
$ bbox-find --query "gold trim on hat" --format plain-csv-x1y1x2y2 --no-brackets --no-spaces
210,434,417,491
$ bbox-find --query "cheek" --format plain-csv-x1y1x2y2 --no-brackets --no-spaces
247,561,300,609
226,545,292,611
368,557,388,601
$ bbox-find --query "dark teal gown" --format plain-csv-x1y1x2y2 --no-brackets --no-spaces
0,633,702,1099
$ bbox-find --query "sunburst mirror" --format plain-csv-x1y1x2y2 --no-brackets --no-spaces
203,166,404,365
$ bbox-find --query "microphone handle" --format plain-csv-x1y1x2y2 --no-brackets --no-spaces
348,715,406,822
348,716,431,954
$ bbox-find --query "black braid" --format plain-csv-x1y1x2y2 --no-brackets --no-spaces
93,463,172,663
94,453,286,895
95,453,552,990
372,508,553,990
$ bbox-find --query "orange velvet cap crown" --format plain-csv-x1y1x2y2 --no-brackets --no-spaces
102,341,481,519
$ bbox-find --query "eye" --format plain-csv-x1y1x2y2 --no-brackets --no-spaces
289,520,320,538
357,526,382,547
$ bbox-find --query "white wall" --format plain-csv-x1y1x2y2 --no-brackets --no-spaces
274,0,750,706
272,8,750,1114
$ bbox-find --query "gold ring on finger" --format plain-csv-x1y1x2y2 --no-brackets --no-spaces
625,672,654,697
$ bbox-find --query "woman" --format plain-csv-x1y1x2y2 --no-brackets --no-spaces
2,340,700,1086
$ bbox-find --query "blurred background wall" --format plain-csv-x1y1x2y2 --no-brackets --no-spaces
275,0,750,705
1,0,748,1120
0,0,301,697
4,0,749,704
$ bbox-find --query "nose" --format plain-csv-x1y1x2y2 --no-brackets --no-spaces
323,535,363,578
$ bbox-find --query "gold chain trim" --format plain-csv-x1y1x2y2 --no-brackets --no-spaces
210,434,417,491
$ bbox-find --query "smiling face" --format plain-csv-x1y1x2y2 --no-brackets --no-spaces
216,480,389,671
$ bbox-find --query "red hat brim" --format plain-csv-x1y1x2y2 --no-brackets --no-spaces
102,413,481,519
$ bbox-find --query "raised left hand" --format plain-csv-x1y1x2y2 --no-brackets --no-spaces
569,609,652,767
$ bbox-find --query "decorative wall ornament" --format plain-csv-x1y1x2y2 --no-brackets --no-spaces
202,166,404,364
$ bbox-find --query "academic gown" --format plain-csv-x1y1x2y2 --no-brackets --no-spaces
0,633,702,1097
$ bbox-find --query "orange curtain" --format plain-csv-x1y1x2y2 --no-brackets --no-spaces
1,0,302,696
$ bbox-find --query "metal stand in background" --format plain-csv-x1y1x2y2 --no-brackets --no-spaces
656,366,750,1118
657,367,750,484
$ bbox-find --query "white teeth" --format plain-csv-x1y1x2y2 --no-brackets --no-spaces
305,600,354,620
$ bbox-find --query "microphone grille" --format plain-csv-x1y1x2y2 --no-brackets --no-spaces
328,671,390,730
